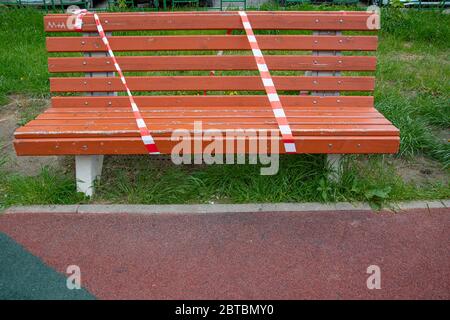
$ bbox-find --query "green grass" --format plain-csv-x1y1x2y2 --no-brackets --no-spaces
0,7,48,105
0,167,87,207
1,154,448,210
93,155,449,208
0,5,448,209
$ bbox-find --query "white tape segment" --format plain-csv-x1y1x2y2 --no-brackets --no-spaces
238,11,297,153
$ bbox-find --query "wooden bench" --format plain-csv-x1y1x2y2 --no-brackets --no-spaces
14,11,400,196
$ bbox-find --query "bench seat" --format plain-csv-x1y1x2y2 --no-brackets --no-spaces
14,95,399,155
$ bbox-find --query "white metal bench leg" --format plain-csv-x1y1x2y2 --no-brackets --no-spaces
311,30,343,181
327,154,342,182
75,31,113,197
76,155,104,197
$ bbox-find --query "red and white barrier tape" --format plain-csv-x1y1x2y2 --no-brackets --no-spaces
238,11,297,154
74,10,160,154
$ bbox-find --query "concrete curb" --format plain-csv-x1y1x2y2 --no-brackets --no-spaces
3,200,449,215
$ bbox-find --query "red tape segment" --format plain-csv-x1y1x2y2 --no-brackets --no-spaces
238,11,297,154
74,10,160,154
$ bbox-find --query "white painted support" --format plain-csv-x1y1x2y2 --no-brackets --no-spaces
326,154,342,182
311,30,344,181
76,155,104,197
75,32,114,196
311,30,342,96
84,32,115,97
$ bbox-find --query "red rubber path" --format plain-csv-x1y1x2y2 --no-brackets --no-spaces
0,208,449,299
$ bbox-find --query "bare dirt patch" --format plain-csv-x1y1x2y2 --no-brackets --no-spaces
0,96,65,176
397,53,421,62
433,128,450,144
393,156,449,185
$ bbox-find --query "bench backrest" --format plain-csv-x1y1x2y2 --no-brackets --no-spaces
44,11,379,109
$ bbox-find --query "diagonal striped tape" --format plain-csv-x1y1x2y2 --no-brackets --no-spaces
238,11,297,154
73,10,160,154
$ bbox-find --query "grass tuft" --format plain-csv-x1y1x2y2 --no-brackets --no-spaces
0,167,87,209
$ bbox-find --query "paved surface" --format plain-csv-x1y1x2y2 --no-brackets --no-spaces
0,208,449,299
0,233,94,300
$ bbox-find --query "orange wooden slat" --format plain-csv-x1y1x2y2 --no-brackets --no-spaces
46,35,378,52
45,108,376,114
50,76,375,92
44,12,379,32
50,95,374,108
48,55,377,73
39,109,380,116
36,108,385,119
14,136,400,155
31,116,389,126
14,123,399,138
48,11,375,17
